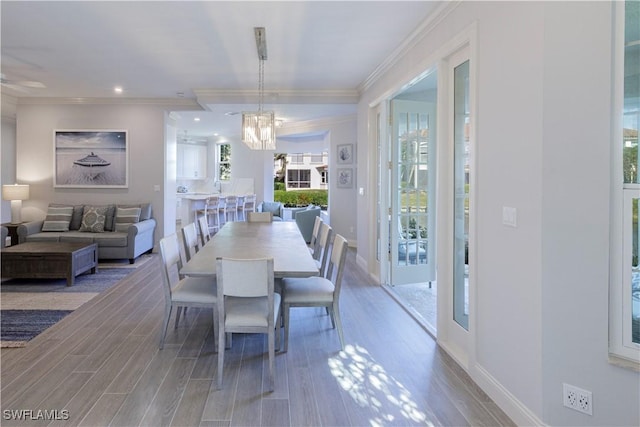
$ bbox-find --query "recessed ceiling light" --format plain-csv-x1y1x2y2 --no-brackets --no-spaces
194,117,200,122
114,86,123,94
214,133,219,136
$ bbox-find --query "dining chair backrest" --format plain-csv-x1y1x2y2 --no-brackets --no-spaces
247,211,273,223
181,222,200,262
309,216,323,251
217,257,274,298
215,256,279,390
198,216,211,246
315,222,334,276
159,233,183,299
325,234,348,294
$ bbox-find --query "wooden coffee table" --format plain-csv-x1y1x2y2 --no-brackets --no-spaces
1,242,98,286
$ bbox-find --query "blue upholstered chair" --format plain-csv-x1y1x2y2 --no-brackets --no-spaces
293,206,322,243
257,201,284,221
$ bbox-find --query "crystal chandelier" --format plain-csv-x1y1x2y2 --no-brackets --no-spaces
242,27,276,150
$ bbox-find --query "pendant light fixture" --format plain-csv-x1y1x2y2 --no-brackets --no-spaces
242,27,276,150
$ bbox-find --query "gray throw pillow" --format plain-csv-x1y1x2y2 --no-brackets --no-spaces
42,205,74,232
79,205,108,233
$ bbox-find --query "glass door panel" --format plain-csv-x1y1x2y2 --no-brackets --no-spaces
390,99,436,286
453,60,470,330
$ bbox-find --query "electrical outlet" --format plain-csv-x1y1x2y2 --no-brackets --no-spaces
563,383,592,415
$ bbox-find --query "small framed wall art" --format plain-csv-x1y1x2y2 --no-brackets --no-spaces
54,130,128,188
336,168,353,189
336,144,354,164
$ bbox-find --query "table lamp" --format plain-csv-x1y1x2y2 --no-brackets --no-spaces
2,184,30,224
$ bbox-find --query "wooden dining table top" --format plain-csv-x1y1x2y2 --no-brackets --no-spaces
180,221,319,278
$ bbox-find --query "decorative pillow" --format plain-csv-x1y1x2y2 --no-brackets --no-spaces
118,203,152,221
115,207,141,232
79,205,108,233
41,205,74,232
103,204,117,231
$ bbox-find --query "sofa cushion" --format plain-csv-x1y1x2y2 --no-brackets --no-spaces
42,205,73,232
25,232,64,242
60,233,95,244
79,205,108,233
93,232,128,247
115,207,141,232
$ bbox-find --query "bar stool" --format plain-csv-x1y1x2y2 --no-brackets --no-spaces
224,195,238,222
196,195,221,235
239,194,256,221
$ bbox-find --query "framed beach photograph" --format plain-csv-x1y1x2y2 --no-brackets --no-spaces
54,130,128,188
336,143,354,164
336,168,353,189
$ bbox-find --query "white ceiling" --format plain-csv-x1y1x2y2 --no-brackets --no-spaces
1,1,442,139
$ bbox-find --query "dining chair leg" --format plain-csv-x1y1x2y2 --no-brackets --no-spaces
160,304,173,349
283,303,290,352
333,301,345,351
175,306,183,328
217,323,225,389
267,328,275,392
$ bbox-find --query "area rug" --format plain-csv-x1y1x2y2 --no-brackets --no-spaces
0,255,153,348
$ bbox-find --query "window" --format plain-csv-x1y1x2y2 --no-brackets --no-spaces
217,143,231,181
287,169,311,188
321,170,328,185
612,0,640,366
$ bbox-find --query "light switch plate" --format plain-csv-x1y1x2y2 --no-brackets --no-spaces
502,206,517,227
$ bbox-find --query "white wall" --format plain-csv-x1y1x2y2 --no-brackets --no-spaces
1,116,17,223
357,1,638,426
14,100,198,248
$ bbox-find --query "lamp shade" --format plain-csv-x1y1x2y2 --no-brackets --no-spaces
2,184,29,201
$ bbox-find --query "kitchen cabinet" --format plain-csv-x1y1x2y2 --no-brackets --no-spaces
177,144,207,179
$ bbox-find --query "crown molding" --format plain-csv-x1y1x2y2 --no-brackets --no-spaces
194,89,359,106
15,97,201,107
359,0,461,93
278,113,357,135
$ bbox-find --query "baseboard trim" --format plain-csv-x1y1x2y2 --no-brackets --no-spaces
471,363,546,427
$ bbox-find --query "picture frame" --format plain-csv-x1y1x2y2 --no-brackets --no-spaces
336,168,353,189
54,130,128,188
336,143,354,164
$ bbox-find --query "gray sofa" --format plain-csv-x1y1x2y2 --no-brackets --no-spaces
17,202,156,263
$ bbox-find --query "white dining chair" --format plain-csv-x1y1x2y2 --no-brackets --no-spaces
159,233,217,349
314,222,334,277
216,257,280,391
247,211,273,223
282,234,348,352
181,222,200,262
197,216,212,247
309,216,323,254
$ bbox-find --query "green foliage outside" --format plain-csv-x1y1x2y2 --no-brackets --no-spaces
274,182,285,191
274,189,328,209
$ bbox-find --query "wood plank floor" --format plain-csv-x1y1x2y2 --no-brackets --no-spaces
1,249,515,427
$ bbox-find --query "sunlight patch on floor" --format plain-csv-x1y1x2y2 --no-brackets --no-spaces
328,344,433,427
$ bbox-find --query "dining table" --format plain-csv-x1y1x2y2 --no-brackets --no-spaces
180,221,319,279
